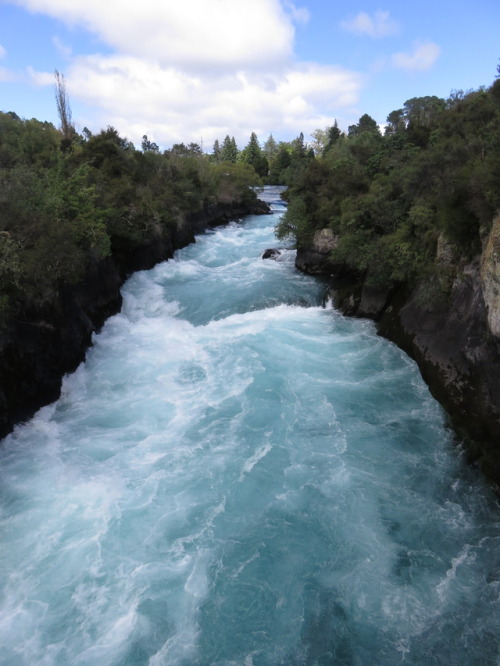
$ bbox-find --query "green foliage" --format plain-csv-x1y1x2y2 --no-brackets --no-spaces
267,144,291,184
0,233,22,315
212,162,262,204
239,132,268,178
278,71,500,290
0,113,60,169
275,197,311,247
0,112,259,317
348,113,380,137
322,121,342,155
220,135,239,163
263,134,278,161
141,135,159,152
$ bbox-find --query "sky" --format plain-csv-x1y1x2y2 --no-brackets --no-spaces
0,0,498,151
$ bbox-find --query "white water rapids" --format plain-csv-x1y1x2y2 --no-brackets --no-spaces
0,187,499,665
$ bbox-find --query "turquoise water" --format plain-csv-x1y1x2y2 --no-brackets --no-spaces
1,187,499,665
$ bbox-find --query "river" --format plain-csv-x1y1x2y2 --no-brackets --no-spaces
0,186,499,665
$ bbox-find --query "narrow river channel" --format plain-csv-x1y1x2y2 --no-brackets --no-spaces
1,187,499,665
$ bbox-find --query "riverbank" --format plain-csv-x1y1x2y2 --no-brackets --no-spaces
0,197,270,440
295,222,500,490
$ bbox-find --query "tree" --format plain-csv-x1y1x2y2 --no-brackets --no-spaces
187,142,202,155
212,139,221,162
141,135,159,152
240,132,268,177
54,70,75,146
263,134,278,160
348,114,380,137
267,143,291,184
220,135,238,163
323,120,342,154
385,109,406,135
291,132,306,159
310,128,328,155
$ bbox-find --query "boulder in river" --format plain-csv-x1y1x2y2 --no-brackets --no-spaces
262,248,281,260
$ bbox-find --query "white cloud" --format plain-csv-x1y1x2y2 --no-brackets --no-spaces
283,1,310,24
26,66,54,86
0,45,17,82
52,36,72,58
391,41,441,71
0,67,17,82
27,55,361,147
12,0,363,145
340,10,399,38
11,0,296,70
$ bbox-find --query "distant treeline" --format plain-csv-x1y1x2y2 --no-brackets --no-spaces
276,66,500,296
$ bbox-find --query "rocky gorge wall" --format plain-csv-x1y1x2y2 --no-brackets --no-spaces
296,221,500,489
0,198,270,441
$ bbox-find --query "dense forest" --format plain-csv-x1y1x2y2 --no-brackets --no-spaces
0,85,326,332
2,66,500,326
0,111,264,329
275,68,500,300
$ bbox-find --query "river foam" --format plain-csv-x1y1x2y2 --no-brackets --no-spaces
0,187,499,665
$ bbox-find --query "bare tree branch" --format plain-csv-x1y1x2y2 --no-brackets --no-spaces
54,69,74,142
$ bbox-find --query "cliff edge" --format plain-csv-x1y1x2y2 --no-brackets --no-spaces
0,198,270,440
296,218,500,488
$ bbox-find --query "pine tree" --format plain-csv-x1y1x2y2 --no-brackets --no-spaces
220,135,238,163
263,134,278,161
212,139,221,163
240,132,268,177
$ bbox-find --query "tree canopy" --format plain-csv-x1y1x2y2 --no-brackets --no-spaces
276,69,500,293
0,113,262,324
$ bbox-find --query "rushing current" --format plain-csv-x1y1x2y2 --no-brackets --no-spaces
1,187,499,665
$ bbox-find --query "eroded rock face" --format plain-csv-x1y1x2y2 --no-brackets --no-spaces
378,264,500,452
312,228,339,254
481,216,500,340
294,226,500,489
295,228,340,275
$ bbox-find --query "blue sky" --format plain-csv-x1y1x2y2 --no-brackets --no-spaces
0,0,498,150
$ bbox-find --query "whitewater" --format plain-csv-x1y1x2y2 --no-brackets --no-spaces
0,187,499,665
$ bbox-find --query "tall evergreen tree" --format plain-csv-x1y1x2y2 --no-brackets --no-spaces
263,134,278,161
348,114,380,137
212,139,221,163
323,120,342,154
240,132,268,177
220,135,238,163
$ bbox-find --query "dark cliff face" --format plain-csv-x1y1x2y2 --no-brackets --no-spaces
296,245,500,490
0,199,270,440
377,268,500,487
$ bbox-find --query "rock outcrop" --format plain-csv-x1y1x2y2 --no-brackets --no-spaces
481,215,500,339
295,229,340,274
296,223,500,489
0,198,270,440
262,248,281,260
